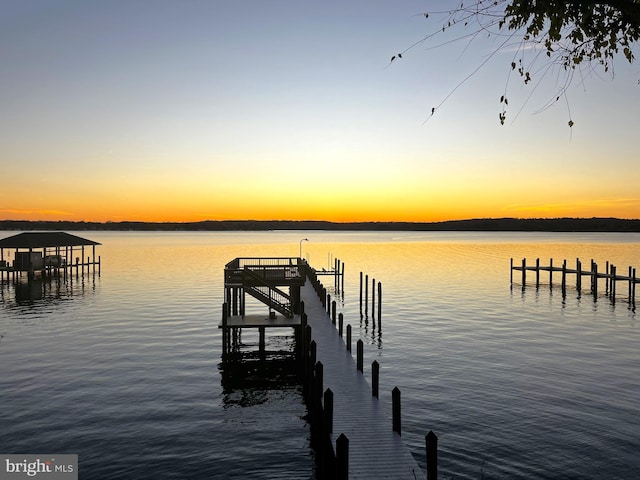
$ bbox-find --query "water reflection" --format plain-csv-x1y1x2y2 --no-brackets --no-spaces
0,274,98,308
219,334,303,409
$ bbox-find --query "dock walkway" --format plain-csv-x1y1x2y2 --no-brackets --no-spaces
300,282,423,479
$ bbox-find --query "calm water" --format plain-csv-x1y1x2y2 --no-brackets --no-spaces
1,231,639,479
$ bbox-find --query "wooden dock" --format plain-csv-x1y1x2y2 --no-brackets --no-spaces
218,257,431,479
511,257,638,304
300,282,424,479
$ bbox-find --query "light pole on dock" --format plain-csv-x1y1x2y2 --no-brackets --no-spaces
299,238,309,259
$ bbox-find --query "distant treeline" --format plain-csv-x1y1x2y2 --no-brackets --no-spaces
1,218,640,232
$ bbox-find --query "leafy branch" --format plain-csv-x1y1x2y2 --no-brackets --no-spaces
393,0,640,127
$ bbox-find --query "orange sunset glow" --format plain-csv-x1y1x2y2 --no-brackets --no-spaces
1,1,638,224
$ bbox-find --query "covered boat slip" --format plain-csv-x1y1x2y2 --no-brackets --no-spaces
0,231,101,280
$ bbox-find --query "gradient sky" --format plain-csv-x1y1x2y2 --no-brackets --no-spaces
1,0,639,223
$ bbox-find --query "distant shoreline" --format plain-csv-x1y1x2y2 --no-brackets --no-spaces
1,218,640,232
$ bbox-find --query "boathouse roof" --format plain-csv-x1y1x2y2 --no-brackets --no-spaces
0,232,101,249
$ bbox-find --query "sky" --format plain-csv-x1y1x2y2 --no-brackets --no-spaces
1,0,639,223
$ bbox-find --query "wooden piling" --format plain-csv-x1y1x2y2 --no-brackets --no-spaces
336,434,349,480
346,325,352,353
577,258,582,292
371,278,375,321
372,360,379,398
611,265,617,301
356,339,363,373
359,271,363,313
426,430,438,480
377,281,382,328
222,302,228,355
324,388,334,435
338,313,343,337
392,387,401,435
315,361,324,403
364,274,369,317
510,258,513,284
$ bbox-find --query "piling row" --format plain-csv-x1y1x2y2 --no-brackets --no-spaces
0,256,100,283
358,271,382,329
511,257,638,305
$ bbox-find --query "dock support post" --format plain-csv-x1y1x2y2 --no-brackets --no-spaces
346,325,352,352
338,313,343,337
377,281,382,329
309,341,317,384
372,360,379,398
611,265,617,301
327,294,331,314
577,259,582,293
592,261,598,298
561,259,567,297
392,387,401,435
324,388,333,435
536,258,540,288
364,274,368,317
521,258,526,286
222,303,228,356
356,340,363,373
332,301,337,324
426,430,438,480
359,271,363,313
341,261,345,294
510,258,513,284
371,278,375,321
259,327,265,355
315,361,324,403
336,434,349,480
549,258,553,286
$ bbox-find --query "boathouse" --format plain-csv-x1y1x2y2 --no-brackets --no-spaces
0,231,101,280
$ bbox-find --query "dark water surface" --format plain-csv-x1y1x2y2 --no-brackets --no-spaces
1,231,638,479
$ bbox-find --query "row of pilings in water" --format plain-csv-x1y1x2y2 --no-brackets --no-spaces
511,257,639,307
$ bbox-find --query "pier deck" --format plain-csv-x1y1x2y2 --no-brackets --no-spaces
300,282,423,479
